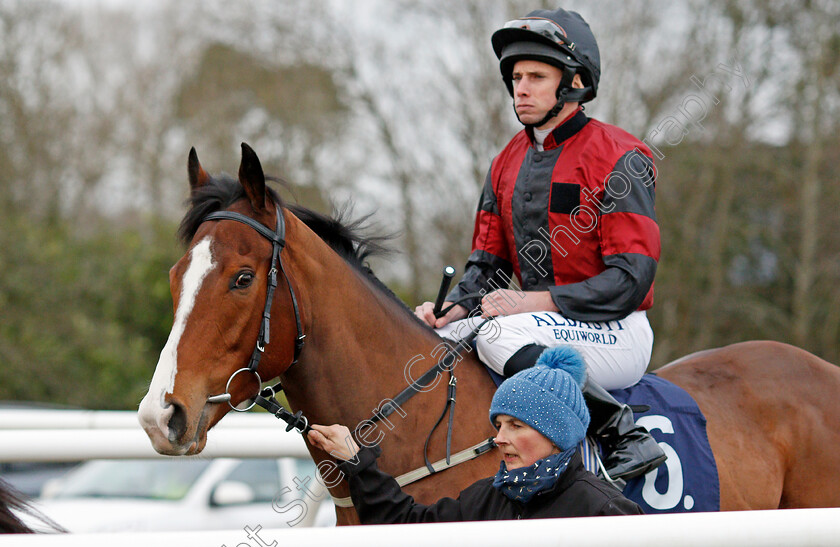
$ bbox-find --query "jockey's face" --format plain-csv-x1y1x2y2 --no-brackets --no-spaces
493,414,560,470
511,59,582,130
512,59,563,128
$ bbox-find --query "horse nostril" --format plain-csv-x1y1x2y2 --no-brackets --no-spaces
167,402,188,443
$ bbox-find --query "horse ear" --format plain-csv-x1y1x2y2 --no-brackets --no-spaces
188,147,210,190
238,142,266,212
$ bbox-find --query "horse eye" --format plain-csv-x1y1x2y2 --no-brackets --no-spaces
232,271,254,289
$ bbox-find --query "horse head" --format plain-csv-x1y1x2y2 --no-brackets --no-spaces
138,144,302,455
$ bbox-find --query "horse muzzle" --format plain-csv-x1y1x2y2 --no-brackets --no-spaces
137,392,209,455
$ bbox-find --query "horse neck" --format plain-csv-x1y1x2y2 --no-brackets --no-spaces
269,214,500,519
273,214,445,424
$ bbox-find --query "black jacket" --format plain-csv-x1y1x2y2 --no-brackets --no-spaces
338,447,643,523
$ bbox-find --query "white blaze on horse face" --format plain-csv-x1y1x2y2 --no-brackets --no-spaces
138,237,215,435
158,237,215,397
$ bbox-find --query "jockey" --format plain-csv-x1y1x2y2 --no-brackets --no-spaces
308,347,642,522
415,7,665,481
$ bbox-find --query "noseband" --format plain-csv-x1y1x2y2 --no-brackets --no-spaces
203,207,305,415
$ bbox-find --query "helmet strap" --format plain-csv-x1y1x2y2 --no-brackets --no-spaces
517,66,579,129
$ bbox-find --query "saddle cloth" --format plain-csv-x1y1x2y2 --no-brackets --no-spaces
608,374,720,512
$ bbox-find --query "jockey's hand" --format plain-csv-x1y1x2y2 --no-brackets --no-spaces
481,289,557,317
308,424,360,461
414,301,468,329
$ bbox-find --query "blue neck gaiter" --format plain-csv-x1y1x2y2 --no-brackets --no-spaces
492,448,575,503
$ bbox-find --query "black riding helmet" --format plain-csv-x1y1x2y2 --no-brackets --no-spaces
492,8,601,126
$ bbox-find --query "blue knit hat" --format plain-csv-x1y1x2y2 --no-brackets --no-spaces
489,346,590,451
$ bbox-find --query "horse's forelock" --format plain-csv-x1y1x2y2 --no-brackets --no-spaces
177,174,283,245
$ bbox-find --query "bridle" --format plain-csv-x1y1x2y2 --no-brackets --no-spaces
203,206,306,426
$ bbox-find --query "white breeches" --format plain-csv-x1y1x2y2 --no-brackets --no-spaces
436,310,653,390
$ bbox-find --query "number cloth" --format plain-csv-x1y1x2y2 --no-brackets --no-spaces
612,374,721,513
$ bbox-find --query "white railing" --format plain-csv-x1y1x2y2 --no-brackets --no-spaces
0,409,308,462
3,409,840,547
0,408,278,430
7,508,840,546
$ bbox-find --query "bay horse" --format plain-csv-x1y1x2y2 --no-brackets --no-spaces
138,144,840,524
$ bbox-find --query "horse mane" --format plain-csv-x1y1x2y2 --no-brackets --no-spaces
178,174,418,319
285,204,391,272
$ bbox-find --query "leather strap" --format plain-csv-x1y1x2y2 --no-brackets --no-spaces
253,391,311,434
422,371,456,473
370,350,459,427
330,437,497,508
